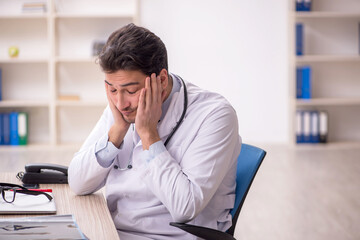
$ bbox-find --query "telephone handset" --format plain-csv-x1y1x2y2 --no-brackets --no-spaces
17,163,68,184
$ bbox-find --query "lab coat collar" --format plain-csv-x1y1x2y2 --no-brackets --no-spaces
157,76,187,145
132,124,141,146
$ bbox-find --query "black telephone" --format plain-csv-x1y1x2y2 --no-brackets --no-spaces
18,163,68,184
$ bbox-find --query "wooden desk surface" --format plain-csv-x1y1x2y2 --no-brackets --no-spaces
0,173,119,240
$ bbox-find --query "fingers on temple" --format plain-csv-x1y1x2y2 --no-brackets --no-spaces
151,74,159,104
157,75,162,103
139,79,147,110
146,75,152,109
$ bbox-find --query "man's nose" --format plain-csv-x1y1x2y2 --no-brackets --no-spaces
116,93,130,110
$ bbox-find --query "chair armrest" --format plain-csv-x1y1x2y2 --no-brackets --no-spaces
169,222,236,240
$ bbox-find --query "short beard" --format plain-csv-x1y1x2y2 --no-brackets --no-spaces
121,107,137,124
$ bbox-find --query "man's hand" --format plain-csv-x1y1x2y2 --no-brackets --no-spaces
136,73,162,150
105,83,130,148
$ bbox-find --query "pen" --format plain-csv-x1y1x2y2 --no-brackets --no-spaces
28,189,53,193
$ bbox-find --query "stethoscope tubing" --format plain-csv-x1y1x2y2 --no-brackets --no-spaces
164,75,187,147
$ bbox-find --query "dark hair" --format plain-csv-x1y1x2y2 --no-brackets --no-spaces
98,23,168,76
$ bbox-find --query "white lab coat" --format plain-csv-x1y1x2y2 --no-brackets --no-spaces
68,79,241,240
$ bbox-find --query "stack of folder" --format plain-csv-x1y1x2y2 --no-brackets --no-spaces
0,112,28,145
296,110,328,144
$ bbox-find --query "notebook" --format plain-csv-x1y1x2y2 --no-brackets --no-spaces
0,192,56,214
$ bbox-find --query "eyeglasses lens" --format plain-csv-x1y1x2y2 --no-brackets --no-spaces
3,188,15,203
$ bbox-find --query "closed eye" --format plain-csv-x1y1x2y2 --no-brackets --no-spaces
127,90,137,94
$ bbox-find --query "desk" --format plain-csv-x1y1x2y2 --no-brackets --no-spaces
0,173,119,240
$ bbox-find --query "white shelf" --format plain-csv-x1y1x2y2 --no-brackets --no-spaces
0,144,52,152
293,141,360,150
56,100,107,107
0,58,48,64
294,11,360,19
296,55,360,63
55,13,134,19
296,98,360,107
0,0,139,147
55,56,98,63
289,0,360,148
0,143,81,152
0,14,48,19
0,100,49,108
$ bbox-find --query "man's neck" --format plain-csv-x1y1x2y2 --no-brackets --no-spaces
163,74,173,102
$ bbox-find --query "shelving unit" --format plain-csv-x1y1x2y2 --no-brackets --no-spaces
0,0,139,150
289,0,360,147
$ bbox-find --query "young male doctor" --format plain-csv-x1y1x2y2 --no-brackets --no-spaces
68,23,242,240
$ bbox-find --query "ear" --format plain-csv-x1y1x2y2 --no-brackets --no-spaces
158,69,170,102
159,68,168,89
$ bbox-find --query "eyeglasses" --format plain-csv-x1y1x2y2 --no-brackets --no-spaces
0,182,53,203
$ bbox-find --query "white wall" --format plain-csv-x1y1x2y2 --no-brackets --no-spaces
140,0,289,144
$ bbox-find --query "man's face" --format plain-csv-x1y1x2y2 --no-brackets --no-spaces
105,70,147,123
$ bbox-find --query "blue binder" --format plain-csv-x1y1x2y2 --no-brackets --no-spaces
3,113,10,145
303,0,312,11
295,0,303,11
319,111,328,143
296,67,303,99
303,111,311,143
296,23,303,56
296,110,304,143
302,66,311,99
0,68,2,101
296,0,312,12
10,112,19,145
310,111,320,143
0,114,3,145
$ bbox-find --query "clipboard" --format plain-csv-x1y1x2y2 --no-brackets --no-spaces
0,215,88,240
0,192,56,214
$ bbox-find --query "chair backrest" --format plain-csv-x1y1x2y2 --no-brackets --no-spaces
227,143,266,236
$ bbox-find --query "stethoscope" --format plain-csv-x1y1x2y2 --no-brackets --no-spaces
114,75,188,171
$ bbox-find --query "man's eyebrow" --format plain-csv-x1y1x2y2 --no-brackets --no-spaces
104,80,139,87
120,82,140,87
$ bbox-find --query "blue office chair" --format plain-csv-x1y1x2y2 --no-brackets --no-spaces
170,143,266,240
